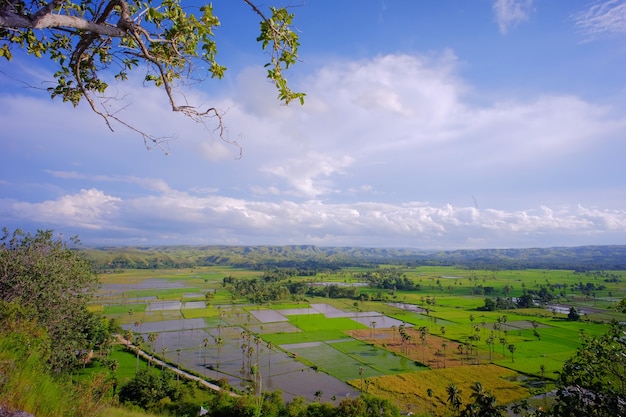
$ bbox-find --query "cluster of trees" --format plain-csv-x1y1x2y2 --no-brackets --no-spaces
118,369,211,415
480,297,517,311
118,371,402,417
354,268,420,291
222,275,364,304
0,228,113,373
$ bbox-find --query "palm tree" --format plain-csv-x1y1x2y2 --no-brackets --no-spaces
254,335,261,364
539,364,546,400
508,344,516,362
240,342,247,372
446,383,462,411
134,335,144,373
266,340,273,376
470,381,485,400
359,366,364,392
176,348,182,381
419,326,428,363
468,381,506,416
486,333,495,360
123,329,133,348
148,332,158,365
216,336,224,374
160,346,167,370
202,337,210,369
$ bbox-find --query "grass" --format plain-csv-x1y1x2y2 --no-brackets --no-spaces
0,331,109,417
103,304,147,315
92,264,626,413
98,407,161,417
361,364,530,414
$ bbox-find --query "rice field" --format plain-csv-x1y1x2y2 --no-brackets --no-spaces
92,264,626,413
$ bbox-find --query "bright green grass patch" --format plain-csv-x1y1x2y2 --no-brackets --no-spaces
262,314,367,345
98,406,162,417
103,303,147,315
73,343,151,386
548,319,615,337
289,314,367,333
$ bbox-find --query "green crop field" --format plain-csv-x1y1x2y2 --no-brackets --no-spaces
92,262,626,414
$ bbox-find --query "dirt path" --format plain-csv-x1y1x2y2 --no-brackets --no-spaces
115,334,238,397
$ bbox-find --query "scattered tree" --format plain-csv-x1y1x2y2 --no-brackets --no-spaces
567,306,580,321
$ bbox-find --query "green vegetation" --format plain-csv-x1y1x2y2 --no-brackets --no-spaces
0,228,102,372
0,0,304,143
2,235,626,416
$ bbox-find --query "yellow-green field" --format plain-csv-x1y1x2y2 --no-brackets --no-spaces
92,264,626,414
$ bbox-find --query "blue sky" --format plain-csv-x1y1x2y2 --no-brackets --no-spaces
1,0,626,249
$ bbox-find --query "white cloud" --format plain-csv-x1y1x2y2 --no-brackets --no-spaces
572,0,626,41
3,185,626,248
261,152,354,198
2,49,626,249
8,189,121,230
493,0,534,34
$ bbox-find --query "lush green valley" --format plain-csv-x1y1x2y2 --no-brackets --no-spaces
2,232,625,416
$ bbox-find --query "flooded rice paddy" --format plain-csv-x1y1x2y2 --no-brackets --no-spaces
106,279,425,402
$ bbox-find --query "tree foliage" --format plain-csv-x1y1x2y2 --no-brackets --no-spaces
550,321,626,417
0,228,99,372
0,0,304,145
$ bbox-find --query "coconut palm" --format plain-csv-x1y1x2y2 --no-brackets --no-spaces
266,340,273,376
175,348,182,381
508,344,516,362
160,346,167,370
134,334,144,373
147,332,158,366
202,337,210,369
446,383,462,411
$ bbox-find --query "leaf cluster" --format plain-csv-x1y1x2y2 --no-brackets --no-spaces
0,228,99,372
0,0,304,143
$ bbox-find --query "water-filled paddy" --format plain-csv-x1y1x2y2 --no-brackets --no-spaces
104,274,409,402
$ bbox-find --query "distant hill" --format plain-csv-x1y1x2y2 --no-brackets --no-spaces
83,244,626,271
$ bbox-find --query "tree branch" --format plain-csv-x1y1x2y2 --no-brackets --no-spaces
0,11,125,36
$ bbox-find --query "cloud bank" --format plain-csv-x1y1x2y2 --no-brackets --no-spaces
1,51,625,249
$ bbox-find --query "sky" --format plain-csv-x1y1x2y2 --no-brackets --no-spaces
1,0,626,249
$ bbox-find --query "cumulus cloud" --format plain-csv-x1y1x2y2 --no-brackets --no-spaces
7,189,121,230
572,0,626,41
3,184,626,248
2,49,626,249
493,0,534,34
